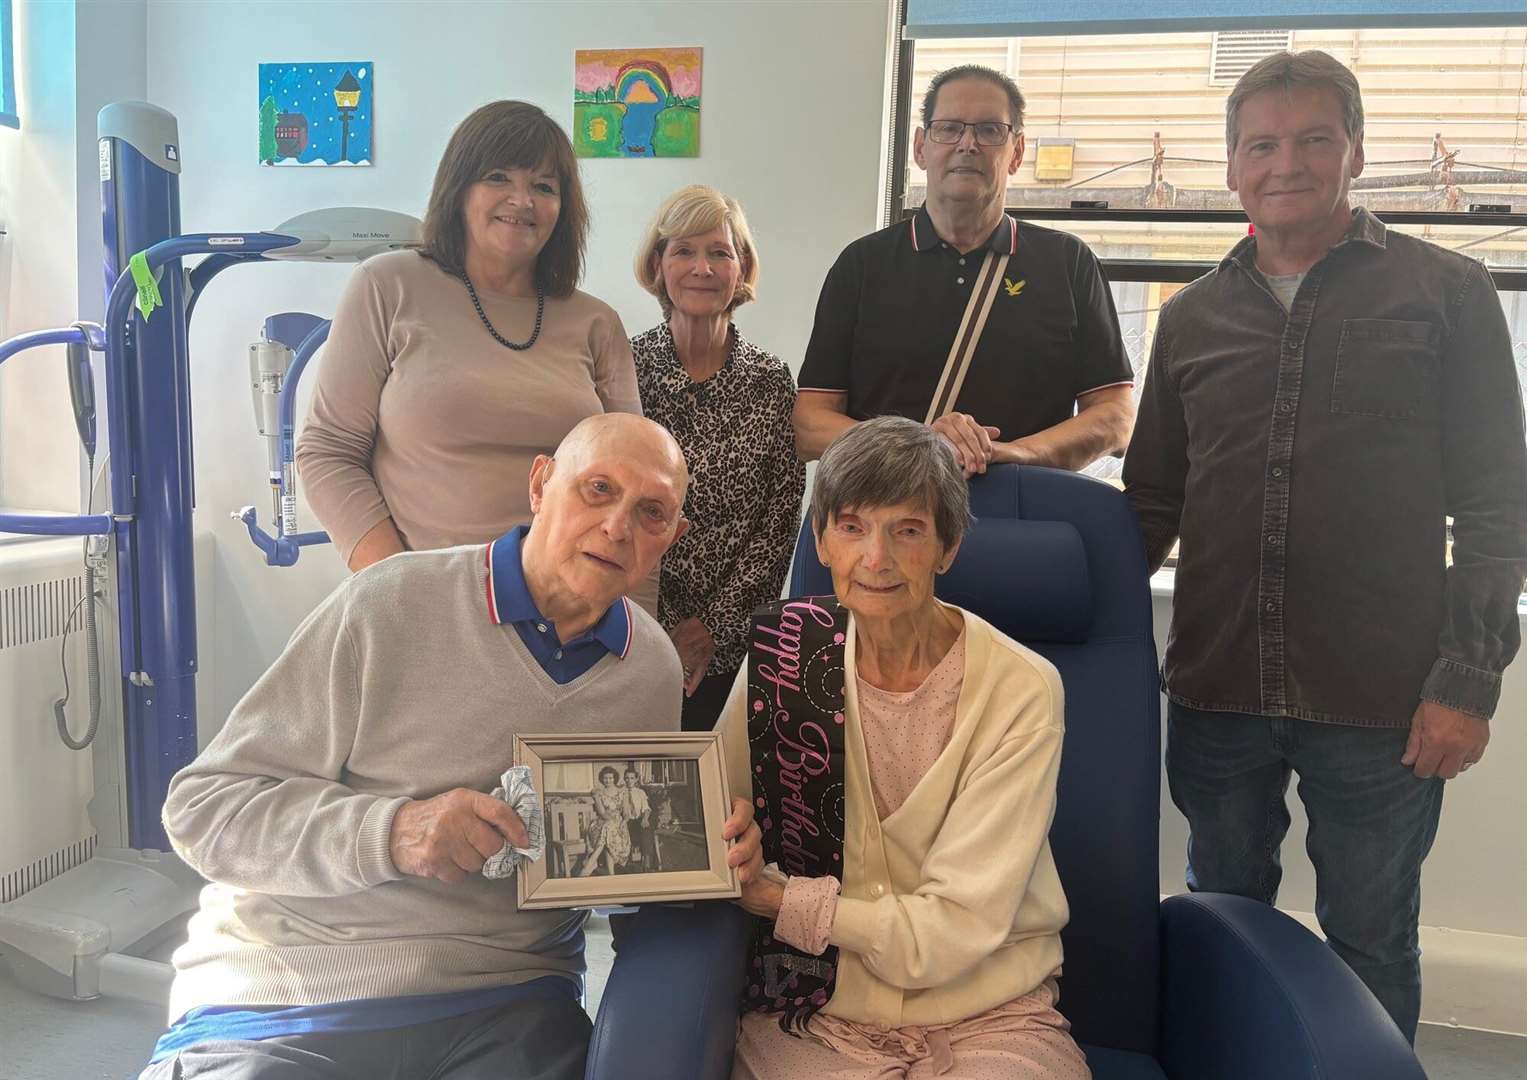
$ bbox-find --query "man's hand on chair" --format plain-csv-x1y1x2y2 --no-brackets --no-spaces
390,788,529,883
929,413,999,477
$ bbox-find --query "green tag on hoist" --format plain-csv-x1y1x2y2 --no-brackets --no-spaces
128,251,162,320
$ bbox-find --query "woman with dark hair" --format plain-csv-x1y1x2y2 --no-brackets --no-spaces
298,101,642,573
580,766,632,876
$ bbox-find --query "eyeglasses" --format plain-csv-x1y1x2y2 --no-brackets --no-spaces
925,120,1016,147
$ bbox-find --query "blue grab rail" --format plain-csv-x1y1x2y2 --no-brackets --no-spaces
0,324,105,367
0,234,300,542
0,512,112,536
0,324,112,538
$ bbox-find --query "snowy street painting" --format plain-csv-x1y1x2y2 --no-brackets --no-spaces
259,62,373,166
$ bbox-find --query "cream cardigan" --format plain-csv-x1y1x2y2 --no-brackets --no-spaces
720,605,1070,1028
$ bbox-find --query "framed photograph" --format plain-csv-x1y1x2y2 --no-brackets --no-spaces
514,731,739,909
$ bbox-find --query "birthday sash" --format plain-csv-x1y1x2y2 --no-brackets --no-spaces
740,596,848,1031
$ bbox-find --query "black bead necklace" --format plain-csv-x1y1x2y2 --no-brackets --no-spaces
460,273,545,351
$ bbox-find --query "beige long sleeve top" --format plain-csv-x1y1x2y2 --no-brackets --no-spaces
296,251,641,564
719,607,1070,1029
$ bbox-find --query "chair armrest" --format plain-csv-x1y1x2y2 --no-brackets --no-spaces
585,901,750,1080
1159,893,1425,1080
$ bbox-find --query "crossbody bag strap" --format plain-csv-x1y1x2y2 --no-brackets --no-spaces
923,249,1012,424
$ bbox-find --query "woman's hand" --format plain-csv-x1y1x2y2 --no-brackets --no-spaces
670,618,717,696
738,872,786,919
723,796,764,884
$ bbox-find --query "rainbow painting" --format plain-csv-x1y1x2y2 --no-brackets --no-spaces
574,47,701,158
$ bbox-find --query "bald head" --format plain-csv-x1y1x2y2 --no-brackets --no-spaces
521,413,691,628
553,413,689,497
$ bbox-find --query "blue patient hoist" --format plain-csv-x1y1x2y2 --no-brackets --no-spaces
0,102,418,1003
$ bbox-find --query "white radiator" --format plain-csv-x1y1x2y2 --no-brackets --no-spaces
0,538,99,900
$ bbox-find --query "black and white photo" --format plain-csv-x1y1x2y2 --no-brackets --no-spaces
513,730,739,909
542,758,708,879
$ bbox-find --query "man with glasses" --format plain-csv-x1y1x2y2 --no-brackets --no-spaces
136,415,764,1080
793,64,1135,475
1124,50,1527,1042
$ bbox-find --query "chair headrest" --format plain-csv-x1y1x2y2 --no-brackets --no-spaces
936,519,1093,643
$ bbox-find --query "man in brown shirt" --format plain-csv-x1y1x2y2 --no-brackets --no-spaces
1124,51,1527,1042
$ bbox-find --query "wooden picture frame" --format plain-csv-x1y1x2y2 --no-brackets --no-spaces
515,731,739,909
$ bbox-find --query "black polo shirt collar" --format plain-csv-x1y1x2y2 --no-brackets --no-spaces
909,205,1018,257
795,209,1136,441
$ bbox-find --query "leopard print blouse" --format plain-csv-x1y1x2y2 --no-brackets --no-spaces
632,323,806,676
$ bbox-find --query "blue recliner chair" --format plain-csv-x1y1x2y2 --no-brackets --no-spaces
587,465,1424,1080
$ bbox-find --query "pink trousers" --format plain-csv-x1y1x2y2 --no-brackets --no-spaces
732,979,1091,1080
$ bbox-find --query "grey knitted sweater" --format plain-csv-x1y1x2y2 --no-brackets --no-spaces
161,544,682,1021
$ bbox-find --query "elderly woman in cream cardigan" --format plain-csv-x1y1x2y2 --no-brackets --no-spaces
719,416,1090,1080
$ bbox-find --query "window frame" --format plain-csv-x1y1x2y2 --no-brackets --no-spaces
0,0,16,131
885,12,1527,291
888,17,1527,595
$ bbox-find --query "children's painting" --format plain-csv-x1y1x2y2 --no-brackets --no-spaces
258,62,373,166
574,47,701,158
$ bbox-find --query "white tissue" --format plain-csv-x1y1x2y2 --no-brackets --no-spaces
482,764,545,879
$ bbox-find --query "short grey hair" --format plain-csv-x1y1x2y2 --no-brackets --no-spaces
922,64,1026,130
1225,50,1364,154
811,417,971,552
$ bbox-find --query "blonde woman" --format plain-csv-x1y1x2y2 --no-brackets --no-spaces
631,186,805,730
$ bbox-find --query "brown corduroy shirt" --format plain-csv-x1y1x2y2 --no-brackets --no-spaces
1125,209,1527,727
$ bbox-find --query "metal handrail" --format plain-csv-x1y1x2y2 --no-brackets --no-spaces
0,324,111,537
0,324,104,369
102,232,301,520
0,512,111,536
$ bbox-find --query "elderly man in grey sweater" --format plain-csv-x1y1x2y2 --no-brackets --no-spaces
138,414,764,1080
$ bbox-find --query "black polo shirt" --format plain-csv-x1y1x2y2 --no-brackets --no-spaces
799,207,1134,441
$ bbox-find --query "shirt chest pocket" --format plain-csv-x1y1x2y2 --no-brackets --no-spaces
1331,318,1442,421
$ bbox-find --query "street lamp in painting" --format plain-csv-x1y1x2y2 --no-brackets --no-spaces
333,70,361,163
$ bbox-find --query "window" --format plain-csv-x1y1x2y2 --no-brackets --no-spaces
0,0,16,130
896,24,1527,486
895,12,1527,597
903,26,1527,229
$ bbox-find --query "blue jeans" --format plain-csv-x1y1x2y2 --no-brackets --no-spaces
1166,702,1445,1043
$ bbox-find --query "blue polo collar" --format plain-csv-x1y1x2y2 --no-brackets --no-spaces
483,526,633,659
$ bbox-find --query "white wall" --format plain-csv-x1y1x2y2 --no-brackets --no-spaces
0,0,79,512
142,0,894,735
0,0,144,512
